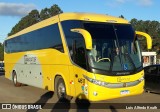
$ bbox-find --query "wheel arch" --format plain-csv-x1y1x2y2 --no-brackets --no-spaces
54,74,70,96
12,70,16,79
12,69,22,87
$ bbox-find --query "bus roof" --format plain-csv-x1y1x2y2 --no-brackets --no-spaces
59,12,129,23
7,12,129,39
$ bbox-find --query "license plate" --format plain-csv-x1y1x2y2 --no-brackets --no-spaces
120,90,130,95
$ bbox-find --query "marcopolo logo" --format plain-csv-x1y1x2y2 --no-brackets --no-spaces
117,77,130,82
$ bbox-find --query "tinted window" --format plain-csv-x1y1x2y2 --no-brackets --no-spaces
73,37,87,69
61,20,82,54
5,23,63,53
62,20,87,69
84,22,141,74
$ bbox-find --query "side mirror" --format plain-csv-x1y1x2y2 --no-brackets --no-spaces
135,31,152,50
71,28,92,50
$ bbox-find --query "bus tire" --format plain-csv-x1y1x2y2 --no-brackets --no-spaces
12,71,22,87
56,77,67,101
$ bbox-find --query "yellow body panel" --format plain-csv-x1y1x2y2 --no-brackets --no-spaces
86,71,144,101
94,70,144,83
4,12,146,101
88,80,144,101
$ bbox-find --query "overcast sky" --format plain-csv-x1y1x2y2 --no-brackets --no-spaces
0,0,159,42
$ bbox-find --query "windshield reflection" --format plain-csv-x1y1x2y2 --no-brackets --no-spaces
84,22,142,73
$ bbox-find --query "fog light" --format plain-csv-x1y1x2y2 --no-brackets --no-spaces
93,91,98,96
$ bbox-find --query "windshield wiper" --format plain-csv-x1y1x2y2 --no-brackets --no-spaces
112,25,124,70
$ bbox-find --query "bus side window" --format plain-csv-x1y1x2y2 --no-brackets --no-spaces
73,38,87,69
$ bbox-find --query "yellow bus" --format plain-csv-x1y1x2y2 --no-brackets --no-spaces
4,13,152,101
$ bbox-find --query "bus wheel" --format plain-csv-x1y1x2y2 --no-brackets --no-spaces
56,78,66,101
12,71,21,87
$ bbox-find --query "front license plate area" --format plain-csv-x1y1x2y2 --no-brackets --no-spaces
120,90,130,95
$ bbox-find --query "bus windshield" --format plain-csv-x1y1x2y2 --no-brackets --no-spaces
83,22,142,74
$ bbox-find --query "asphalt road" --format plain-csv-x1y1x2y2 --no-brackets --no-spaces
0,72,160,112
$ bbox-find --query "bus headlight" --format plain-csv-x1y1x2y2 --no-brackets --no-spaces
139,76,144,82
84,75,108,87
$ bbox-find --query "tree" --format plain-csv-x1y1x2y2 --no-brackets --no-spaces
130,18,160,57
49,4,63,17
40,8,50,20
40,4,63,21
27,9,40,25
130,18,138,29
8,9,40,36
8,4,63,36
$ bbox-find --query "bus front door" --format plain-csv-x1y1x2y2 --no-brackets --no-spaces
72,38,88,99
73,66,88,99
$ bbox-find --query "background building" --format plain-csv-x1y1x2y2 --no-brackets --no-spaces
142,52,157,67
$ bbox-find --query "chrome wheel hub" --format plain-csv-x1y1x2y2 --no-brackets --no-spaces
58,83,65,97
13,75,17,84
